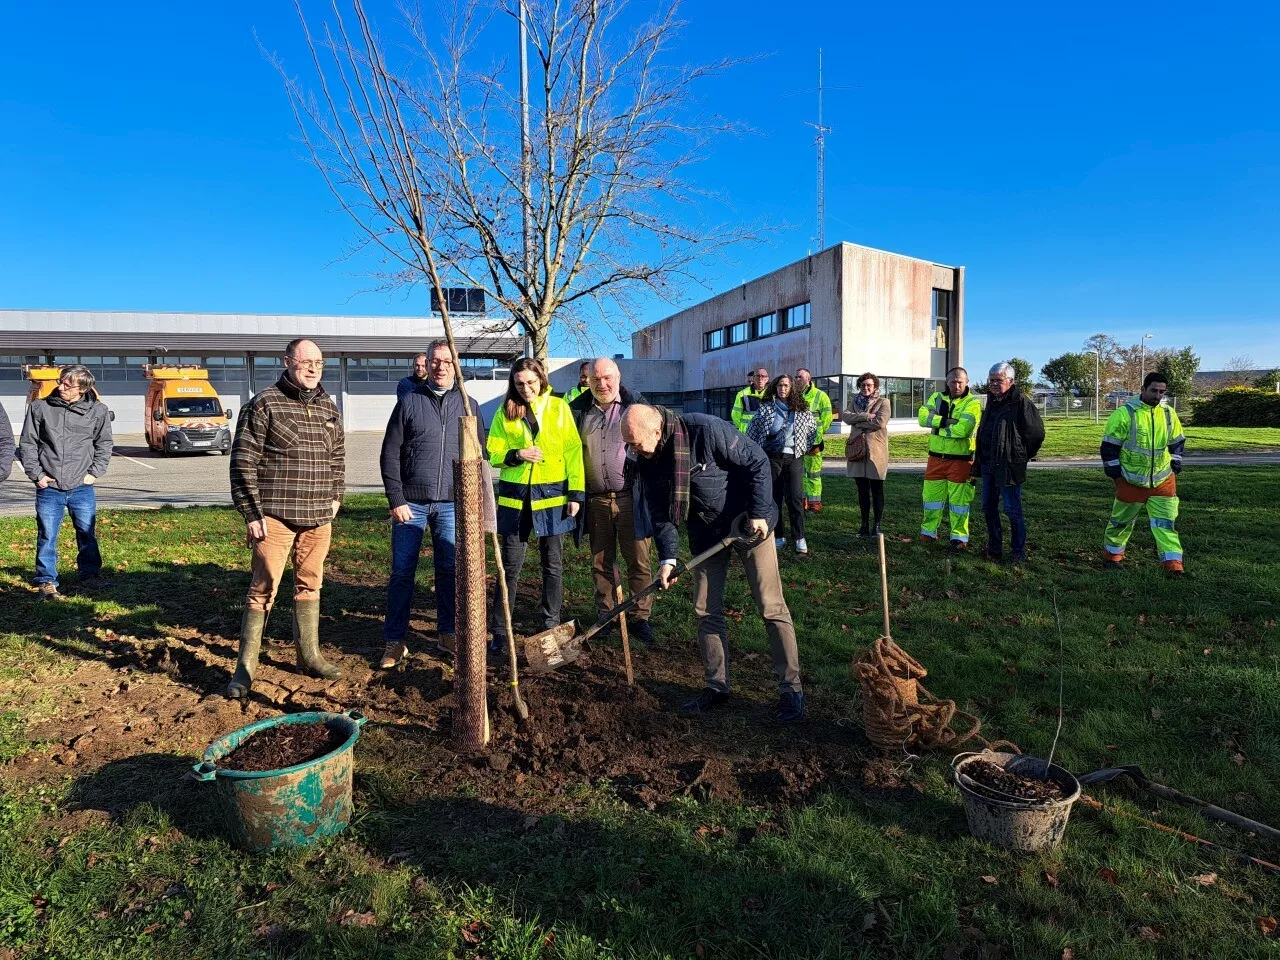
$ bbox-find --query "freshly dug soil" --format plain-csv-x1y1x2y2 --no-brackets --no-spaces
221,721,347,773
963,758,1066,803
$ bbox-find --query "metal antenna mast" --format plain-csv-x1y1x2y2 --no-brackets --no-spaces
803,49,831,251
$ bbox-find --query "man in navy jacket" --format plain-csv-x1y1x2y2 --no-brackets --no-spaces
379,340,485,667
622,405,804,723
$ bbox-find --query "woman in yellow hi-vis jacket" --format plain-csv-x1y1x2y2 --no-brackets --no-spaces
487,359,585,651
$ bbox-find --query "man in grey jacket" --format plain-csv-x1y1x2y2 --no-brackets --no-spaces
0,400,14,480
18,364,114,598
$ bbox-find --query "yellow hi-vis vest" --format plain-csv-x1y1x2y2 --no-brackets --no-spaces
918,390,981,457
1102,397,1185,488
487,390,585,537
802,384,834,437
731,387,765,433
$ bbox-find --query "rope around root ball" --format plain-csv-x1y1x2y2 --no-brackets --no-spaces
853,636,1015,755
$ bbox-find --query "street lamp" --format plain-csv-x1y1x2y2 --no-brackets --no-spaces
1139,333,1153,388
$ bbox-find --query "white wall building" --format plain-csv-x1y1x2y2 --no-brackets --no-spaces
0,309,527,435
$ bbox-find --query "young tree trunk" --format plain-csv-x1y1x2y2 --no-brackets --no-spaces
452,417,489,751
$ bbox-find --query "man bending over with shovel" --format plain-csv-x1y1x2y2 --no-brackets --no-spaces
621,405,804,724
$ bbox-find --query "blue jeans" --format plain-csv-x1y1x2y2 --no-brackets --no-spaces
981,465,1026,558
384,501,456,641
35,484,102,585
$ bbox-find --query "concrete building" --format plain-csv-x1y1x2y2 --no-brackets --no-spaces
0,309,526,435
631,242,965,425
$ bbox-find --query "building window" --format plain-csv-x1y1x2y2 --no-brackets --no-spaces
932,289,951,349
728,320,749,345
752,312,777,339
703,328,725,352
783,302,810,330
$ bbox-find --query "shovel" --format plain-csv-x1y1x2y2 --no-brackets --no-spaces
523,514,762,675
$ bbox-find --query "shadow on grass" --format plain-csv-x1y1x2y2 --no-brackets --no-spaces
353,790,962,955
65,752,224,840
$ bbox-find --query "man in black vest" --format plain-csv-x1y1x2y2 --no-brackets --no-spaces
569,358,653,643
379,339,486,667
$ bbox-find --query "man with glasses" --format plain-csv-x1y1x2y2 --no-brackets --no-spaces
18,364,114,599
378,339,486,667
731,367,769,434
971,361,1044,564
227,338,346,698
568,357,654,644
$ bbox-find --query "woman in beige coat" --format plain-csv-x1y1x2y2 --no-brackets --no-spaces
841,372,891,536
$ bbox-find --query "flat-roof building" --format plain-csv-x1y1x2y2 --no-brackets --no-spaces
631,242,965,425
0,309,527,434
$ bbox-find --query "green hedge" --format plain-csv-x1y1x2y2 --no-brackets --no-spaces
1189,387,1280,427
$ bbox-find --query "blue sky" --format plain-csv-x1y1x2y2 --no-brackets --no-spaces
1,1,1276,375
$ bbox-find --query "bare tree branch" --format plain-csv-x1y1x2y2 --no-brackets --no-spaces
276,0,762,361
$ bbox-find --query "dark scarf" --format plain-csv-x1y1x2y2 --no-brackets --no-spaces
853,389,879,413
657,406,690,524
278,373,324,405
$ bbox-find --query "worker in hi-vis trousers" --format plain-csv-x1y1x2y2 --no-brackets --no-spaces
918,367,982,551
1100,371,1186,575
795,368,833,512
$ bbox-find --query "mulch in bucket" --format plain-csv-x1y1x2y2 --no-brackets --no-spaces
964,758,1066,803
221,721,346,773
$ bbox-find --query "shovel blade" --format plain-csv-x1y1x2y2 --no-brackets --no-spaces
522,621,582,675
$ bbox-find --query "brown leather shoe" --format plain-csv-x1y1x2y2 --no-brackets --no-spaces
435,632,455,655
379,640,408,669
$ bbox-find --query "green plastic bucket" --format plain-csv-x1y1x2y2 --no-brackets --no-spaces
192,710,366,852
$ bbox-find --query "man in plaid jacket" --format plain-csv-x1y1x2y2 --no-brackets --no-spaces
226,338,346,699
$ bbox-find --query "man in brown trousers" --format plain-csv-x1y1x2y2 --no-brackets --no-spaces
569,358,655,643
226,338,346,698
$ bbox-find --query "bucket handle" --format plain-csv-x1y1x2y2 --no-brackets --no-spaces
190,760,218,782
345,710,367,728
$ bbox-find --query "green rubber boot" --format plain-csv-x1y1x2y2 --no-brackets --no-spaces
226,608,267,699
294,600,342,680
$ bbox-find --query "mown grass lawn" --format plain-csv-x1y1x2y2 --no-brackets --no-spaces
819,421,1280,460
2,467,1280,959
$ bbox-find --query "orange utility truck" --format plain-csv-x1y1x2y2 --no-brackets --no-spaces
144,365,233,455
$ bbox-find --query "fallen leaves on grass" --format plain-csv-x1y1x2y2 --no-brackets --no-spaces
1193,873,1217,886
1257,916,1278,937
1138,925,1164,942
460,919,487,944
1043,871,1059,888
1062,950,1075,960
1098,867,1119,884
980,875,998,885
340,910,377,928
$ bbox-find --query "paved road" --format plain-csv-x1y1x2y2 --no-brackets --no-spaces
2,433,1276,516
0,433,386,517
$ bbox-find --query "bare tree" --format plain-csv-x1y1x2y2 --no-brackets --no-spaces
1223,354,1255,387
273,0,754,362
